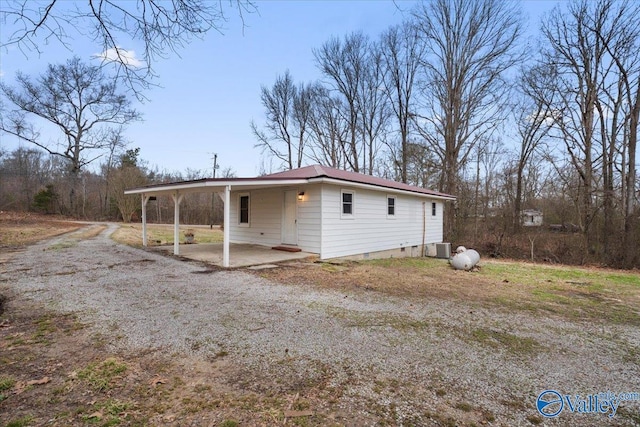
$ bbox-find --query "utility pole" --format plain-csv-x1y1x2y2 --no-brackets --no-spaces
210,153,218,228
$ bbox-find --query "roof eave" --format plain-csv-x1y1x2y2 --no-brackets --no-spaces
308,177,456,200
124,174,456,201
124,178,309,195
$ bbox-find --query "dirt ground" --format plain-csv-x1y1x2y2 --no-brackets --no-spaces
0,217,337,427
0,295,341,427
1,214,639,427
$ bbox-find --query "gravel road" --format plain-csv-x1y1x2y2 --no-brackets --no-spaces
3,224,639,426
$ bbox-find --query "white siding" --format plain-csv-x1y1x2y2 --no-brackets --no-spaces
320,184,444,259
229,188,282,246
425,200,444,243
227,184,444,259
228,186,322,254
297,184,321,253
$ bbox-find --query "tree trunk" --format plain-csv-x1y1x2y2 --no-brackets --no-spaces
514,163,525,233
623,78,639,268
443,156,458,242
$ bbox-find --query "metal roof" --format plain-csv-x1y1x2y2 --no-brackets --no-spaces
125,164,456,200
263,165,455,199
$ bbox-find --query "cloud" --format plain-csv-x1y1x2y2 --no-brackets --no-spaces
526,109,561,126
94,47,143,68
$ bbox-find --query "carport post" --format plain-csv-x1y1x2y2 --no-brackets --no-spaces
141,194,151,247
172,191,184,255
223,185,230,267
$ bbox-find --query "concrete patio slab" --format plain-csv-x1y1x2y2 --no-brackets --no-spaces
154,243,316,268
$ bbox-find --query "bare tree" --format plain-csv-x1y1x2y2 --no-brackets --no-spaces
292,82,314,169
380,22,425,183
405,142,440,188
540,0,639,260
251,71,312,170
251,71,296,170
512,64,556,230
471,137,506,243
109,148,147,222
358,41,390,175
0,0,256,95
101,126,128,217
306,85,347,168
314,32,369,172
585,0,640,266
0,56,141,214
412,0,524,240
0,147,51,210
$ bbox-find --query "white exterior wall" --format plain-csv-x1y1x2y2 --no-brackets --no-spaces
522,211,543,227
228,185,322,254
320,184,444,259
229,188,283,246
297,184,321,253
227,183,445,259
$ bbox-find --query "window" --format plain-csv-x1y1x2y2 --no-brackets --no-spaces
432,202,437,217
387,196,396,216
239,194,250,225
341,190,354,217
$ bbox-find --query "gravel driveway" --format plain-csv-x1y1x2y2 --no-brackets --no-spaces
3,224,639,426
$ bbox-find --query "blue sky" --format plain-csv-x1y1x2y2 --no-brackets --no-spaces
1,0,556,177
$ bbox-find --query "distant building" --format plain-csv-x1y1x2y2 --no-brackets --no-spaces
522,209,543,227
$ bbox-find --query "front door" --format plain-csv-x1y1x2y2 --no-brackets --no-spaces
282,190,298,245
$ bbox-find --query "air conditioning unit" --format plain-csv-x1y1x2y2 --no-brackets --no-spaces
436,243,451,259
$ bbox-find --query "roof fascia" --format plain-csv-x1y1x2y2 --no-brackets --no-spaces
124,179,308,195
222,179,308,188
308,177,456,201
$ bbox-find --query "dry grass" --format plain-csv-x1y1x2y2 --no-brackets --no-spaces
259,257,640,326
2,214,639,426
0,211,82,247
0,302,344,427
73,224,107,240
111,223,224,246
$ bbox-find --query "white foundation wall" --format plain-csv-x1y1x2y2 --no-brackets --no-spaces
319,184,444,259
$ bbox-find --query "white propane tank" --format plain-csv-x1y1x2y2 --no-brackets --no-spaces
455,245,467,254
466,249,480,266
451,253,473,270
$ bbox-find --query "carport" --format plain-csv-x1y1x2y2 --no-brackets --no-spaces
124,176,309,267
127,164,454,266
155,242,314,268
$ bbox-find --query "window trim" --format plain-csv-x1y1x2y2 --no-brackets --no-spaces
238,193,250,226
431,202,437,217
341,189,355,219
387,195,396,218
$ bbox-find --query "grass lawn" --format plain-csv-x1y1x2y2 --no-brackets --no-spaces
259,257,640,327
111,223,224,246
0,212,83,247
1,216,639,426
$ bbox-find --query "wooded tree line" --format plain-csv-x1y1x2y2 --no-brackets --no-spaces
252,0,640,268
0,145,234,225
0,0,247,225
1,0,638,268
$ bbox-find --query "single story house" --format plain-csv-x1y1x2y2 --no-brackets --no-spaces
522,209,543,227
125,164,456,267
